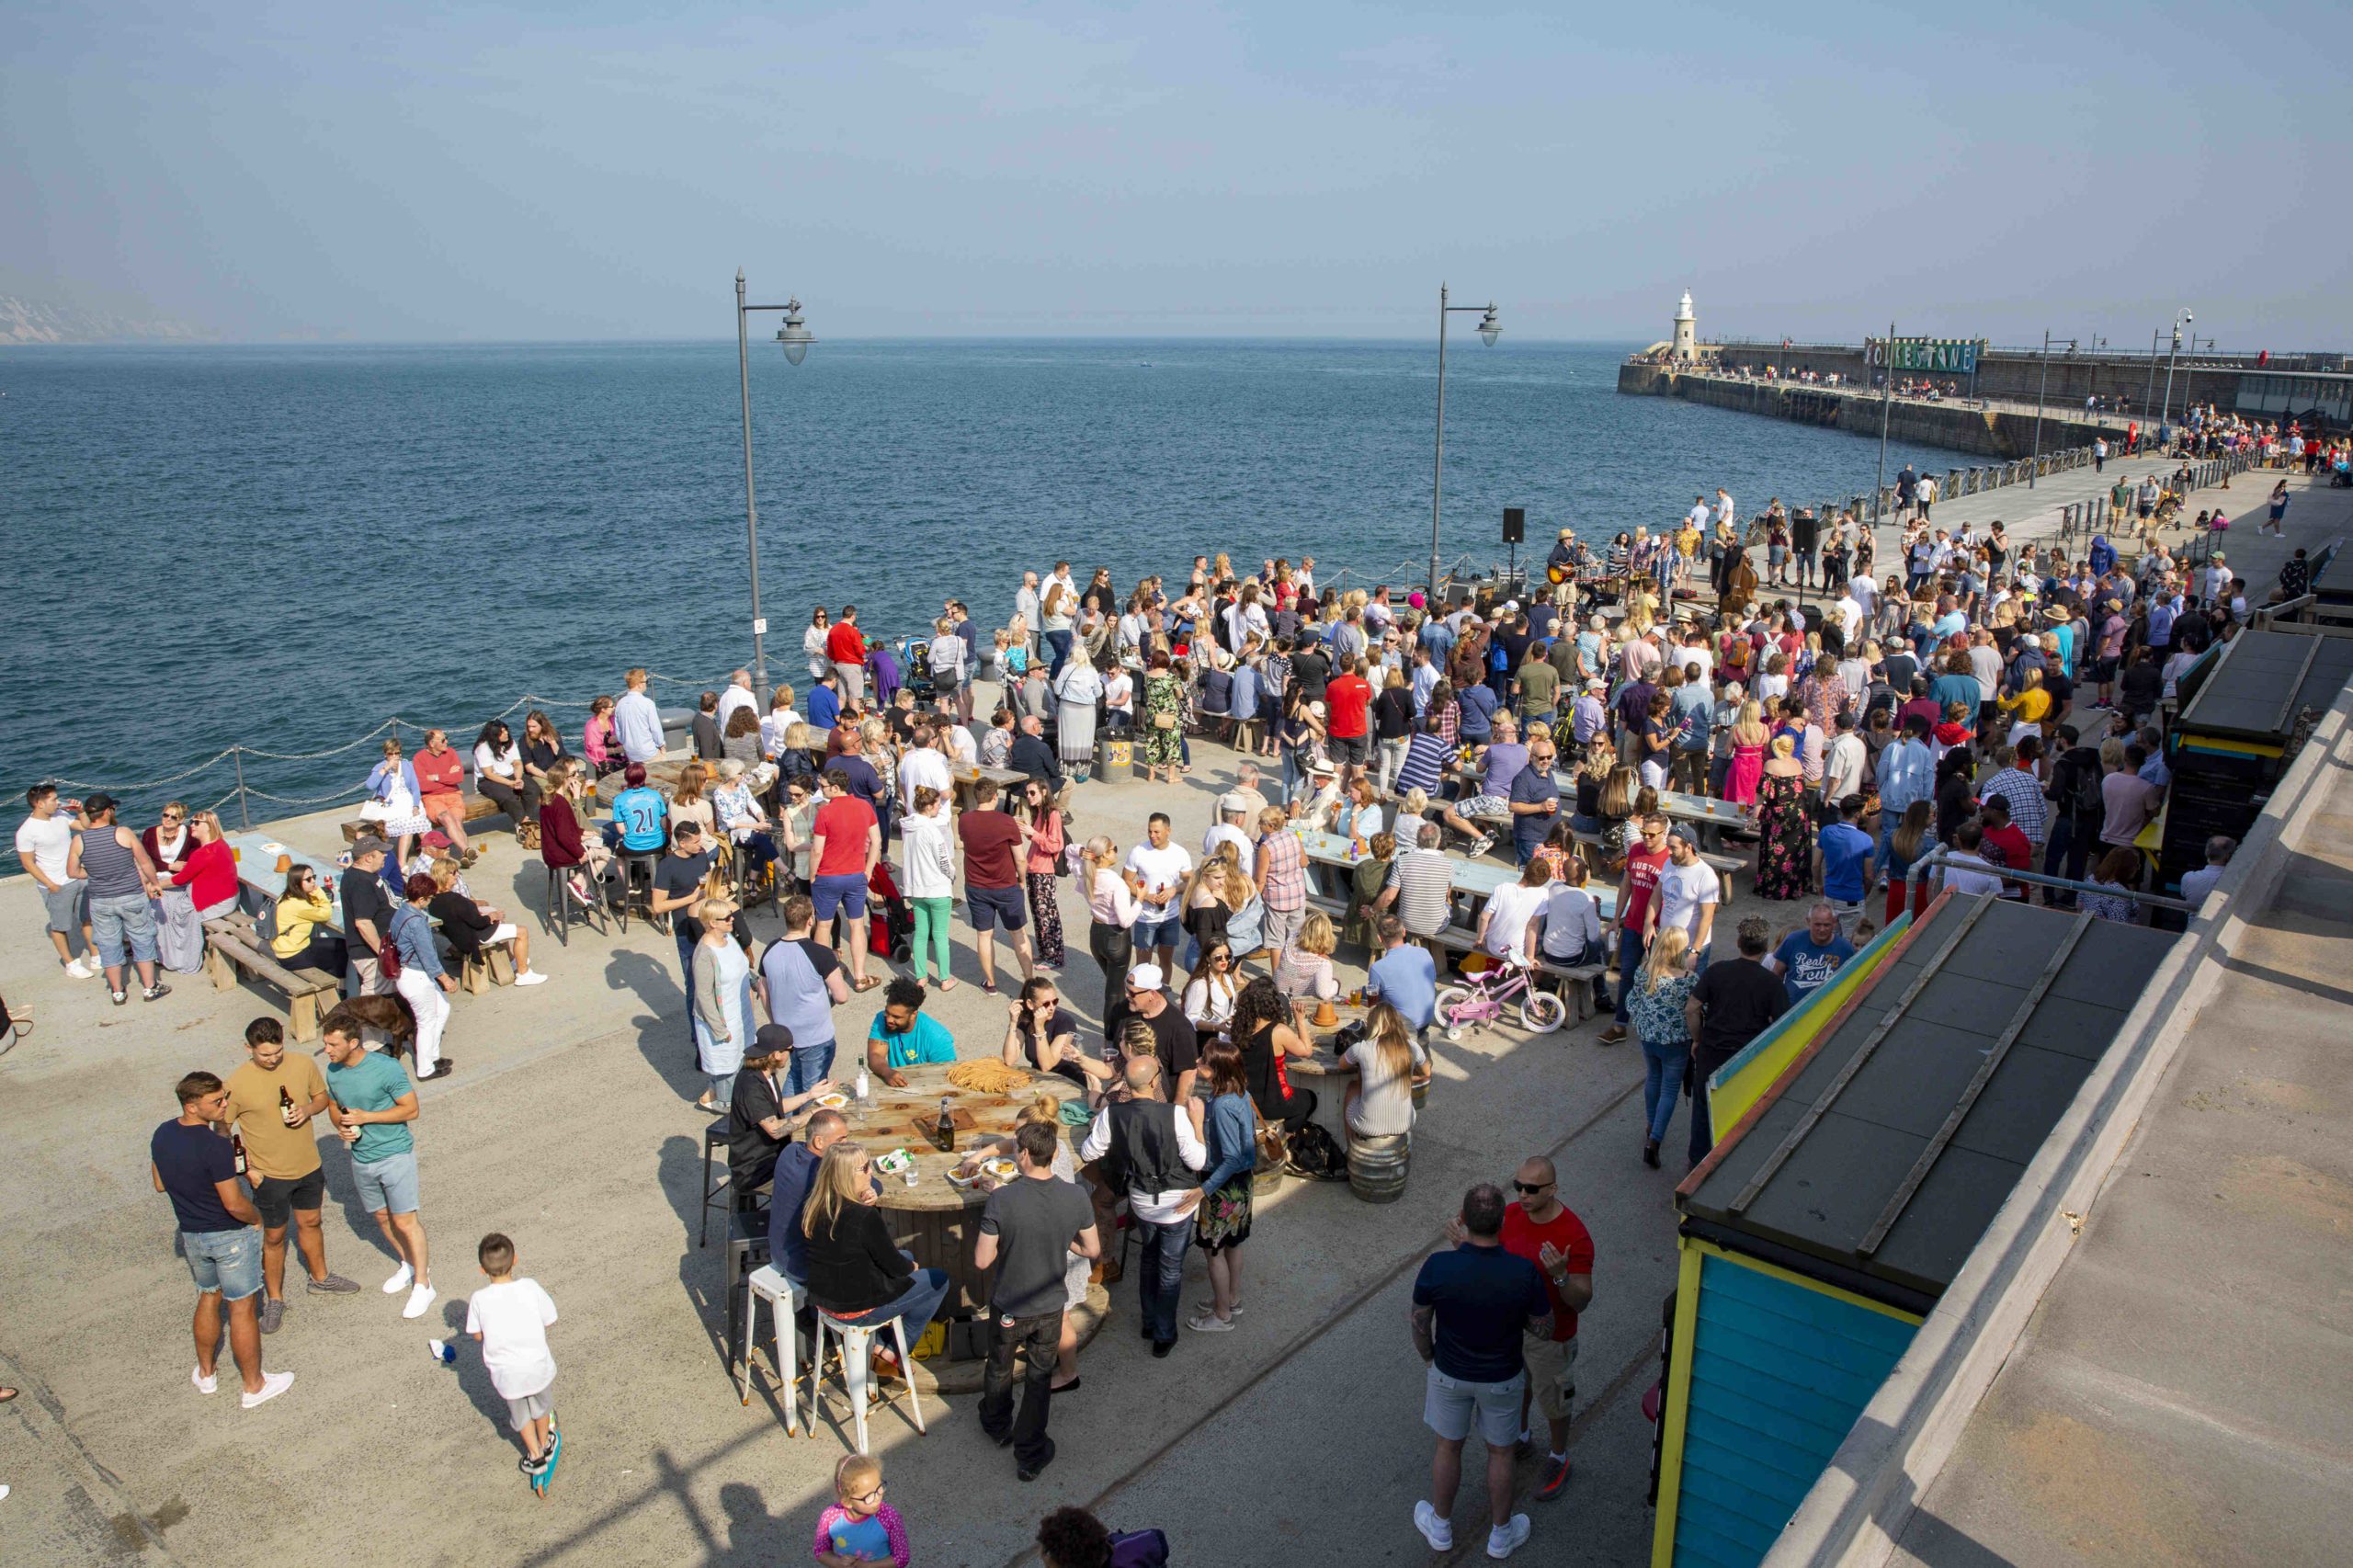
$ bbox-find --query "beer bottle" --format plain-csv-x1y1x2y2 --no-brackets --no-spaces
279,1085,298,1126
230,1128,248,1177
934,1097,956,1154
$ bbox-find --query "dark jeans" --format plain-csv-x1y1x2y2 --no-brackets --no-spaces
1135,1215,1191,1345
1611,926,1648,1024
295,931,349,979
675,930,698,1045
1688,1059,1720,1167
835,1266,952,1345
2042,815,2095,887
1090,920,1133,1022
478,778,526,829
980,1307,1063,1466
1046,630,1074,680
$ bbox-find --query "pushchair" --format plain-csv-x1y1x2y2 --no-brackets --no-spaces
866,858,915,966
899,635,938,704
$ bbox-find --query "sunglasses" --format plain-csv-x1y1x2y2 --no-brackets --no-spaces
1513,1180,1554,1195
162,812,186,823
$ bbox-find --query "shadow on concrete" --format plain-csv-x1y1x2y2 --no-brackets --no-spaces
315,1131,404,1271
1894,1507,2023,1566
434,1294,525,1458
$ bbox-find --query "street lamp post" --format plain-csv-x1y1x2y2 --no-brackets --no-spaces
734,268,815,696
1872,320,1895,524
2028,331,2074,489
1427,283,1503,601
2161,309,2192,427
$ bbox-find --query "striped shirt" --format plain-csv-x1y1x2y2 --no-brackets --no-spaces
1385,846,1455,937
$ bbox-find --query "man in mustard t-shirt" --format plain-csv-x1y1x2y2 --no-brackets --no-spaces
224,1018,360,1334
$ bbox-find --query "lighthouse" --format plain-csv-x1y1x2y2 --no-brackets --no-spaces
1671,290,1697,364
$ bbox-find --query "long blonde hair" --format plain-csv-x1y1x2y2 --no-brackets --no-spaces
1363,1000,1416,1083
800,1141,870,1239
1640,926,1692,994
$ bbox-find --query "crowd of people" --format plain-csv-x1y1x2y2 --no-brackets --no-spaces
23,436,2318,1558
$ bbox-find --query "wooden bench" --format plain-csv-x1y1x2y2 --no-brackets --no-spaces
202,912,338,1041
341,790,501,845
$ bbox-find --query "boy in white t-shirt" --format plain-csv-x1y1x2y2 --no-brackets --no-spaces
465,1233,560,1475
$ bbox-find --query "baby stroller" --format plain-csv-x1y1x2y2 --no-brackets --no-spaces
866,858,915,967
900,635,938,704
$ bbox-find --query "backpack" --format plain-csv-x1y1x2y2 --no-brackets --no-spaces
1108,1528,1171,1568
1282,1119,1348,1181
2067,756,2105,821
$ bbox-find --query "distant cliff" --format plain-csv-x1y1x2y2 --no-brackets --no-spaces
0,295,209,345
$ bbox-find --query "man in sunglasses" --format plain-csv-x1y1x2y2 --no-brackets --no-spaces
1598,816,1674,1044
1499,1157,1594,1504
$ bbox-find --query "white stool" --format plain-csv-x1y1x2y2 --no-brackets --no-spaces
738,1265,802,1435
813,1309,926,1454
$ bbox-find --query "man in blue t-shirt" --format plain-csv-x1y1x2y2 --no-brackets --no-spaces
1768,902,1859,1008
1506,739,1562,867
1813,795,1876,936
152,1070,293,1407
1364,915,1438,1034
866,976,959,1086
609,764,669,852
1410,1183,1552,1558
806,671,841,733
323,1020,437,1320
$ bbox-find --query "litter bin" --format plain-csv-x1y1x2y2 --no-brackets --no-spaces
1096,735,1135,781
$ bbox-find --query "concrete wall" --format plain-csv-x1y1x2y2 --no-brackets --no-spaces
1707,341,2272,416
1616,362,2117,460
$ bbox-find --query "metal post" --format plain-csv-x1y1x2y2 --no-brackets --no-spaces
2144,327,2159,415
2161,324,2182,428
735,268,770,697
1873,321,1894,525
233,747,251,829
2029,330,2052,489
1428,283,1450,602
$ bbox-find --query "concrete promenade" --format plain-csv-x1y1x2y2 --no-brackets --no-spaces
0,461,2331,1568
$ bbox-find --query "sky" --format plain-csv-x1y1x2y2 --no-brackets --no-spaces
5,0,2348,347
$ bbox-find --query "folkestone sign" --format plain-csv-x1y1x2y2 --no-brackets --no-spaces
1865,336,1985,375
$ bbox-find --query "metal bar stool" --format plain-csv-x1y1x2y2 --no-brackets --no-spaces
737,1264,803,1434
812,1309,926,1455
699,1119,732,1248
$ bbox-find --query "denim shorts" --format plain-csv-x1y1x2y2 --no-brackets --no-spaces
353,1148,422,1215
90,892,159,966
811,872,868,920
1131,912,1183,951
1424,1364,1528,1446
185,1226,265,1301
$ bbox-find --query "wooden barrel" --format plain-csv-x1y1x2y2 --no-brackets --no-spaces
1348,1132,1411,1204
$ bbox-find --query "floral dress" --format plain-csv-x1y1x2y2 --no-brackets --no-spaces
1141,672,1185,767
1754,768,1812,902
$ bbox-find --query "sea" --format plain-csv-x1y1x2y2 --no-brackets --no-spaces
5,339,1956,821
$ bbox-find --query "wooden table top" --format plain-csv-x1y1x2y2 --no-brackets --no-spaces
593,759,688,807
852,1062,1045,1212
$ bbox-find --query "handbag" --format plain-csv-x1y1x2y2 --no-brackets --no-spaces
378,907,404,981
1152,710,1179,731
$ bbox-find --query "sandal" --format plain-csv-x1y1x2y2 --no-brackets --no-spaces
853,974,881,993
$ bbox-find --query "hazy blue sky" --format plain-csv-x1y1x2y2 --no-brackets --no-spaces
6,1,2347,345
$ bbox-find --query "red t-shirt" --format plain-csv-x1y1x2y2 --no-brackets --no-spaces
415,748,464,797
1501,1201,1596,1341
957,809,1026,891
1619,845,1669,931
1324,674,1371,739
811,796,876,879
826,623,867,666
1981,821,2034,894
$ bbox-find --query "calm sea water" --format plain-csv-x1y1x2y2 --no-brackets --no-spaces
5,339,1953,819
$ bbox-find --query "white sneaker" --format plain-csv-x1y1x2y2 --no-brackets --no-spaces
1414,1500,1453,1551
403,1282,438,1320
65,958,97,980
514,971,549,986
241,1370,295,1410
192,1366,218,1395
381,1262,414,1295
1487,1514,1531,1560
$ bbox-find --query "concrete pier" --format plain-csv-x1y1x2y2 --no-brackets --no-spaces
1619,362,2128,460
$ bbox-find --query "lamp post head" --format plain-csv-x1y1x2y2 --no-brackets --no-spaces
776,297,814,366
1477,306,1502,347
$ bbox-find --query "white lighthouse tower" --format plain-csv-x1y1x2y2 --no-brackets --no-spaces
1671,290,1697,363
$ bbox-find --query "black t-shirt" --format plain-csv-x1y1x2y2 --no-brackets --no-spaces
1017,1005,1086,1085
1690,958,1790,1071
1412,1244,1551,1383
1105,993,1198,1078
1882,652,1918,692
654,849,717,942
152,1119,241,1233
1495,631,1532,676
1374,687,1415,740
341,865,392,949
1289,648,1330,701
427,891,495,957
981,1173,1095,1317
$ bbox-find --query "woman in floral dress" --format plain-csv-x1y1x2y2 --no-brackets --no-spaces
1753,733,1812,902
1139,651,1185,782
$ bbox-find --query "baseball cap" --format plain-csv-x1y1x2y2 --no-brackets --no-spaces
1127,963,1165,992
81,791,117,815
755,1023,796,1053
354,834,391,857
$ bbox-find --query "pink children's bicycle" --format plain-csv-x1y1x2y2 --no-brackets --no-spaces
1436,959,1567,1039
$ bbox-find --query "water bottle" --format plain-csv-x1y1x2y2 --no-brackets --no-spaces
853,1068,871,1119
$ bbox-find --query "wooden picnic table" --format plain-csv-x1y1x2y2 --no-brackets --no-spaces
852,1062,1048,1324
1295,827,1619,937
593,758,689,806
950,764,1030,815
223,830,348,934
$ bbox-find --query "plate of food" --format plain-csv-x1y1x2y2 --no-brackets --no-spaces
984,1157,1017,1182
815,1092,849,1110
